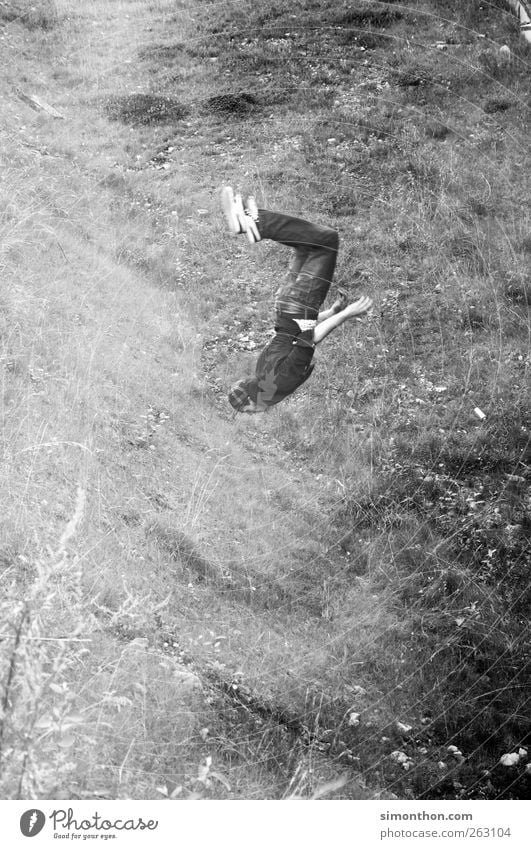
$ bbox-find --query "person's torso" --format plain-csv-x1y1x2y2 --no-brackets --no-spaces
255,316,315,406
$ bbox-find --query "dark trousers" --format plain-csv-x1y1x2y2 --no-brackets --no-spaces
257,209,339,320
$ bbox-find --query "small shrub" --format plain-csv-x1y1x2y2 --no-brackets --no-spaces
504,273,531,306
478,49,516,82
355,31,387,50
146,521,220,582
466,196,492,218
484,97,514,114
425,119,451,140
394,65,433,88
459,0,513,30
403,154,443,201
334,3,403,28
460,304,487,330
205,92,258,116
444,232,488,274
0,489,88,797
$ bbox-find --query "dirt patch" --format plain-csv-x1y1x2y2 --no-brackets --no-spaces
105,93,189,125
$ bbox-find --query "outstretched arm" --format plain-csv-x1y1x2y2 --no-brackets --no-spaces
313,296,373,345
317,289,348,323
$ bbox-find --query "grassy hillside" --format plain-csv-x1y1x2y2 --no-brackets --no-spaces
0,0,529,800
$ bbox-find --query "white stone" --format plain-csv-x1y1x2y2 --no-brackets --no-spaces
500,753,520,767
390,751,409,764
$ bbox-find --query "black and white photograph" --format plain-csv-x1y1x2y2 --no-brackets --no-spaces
0,0,529,841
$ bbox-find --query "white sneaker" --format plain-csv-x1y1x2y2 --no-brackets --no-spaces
245,195,260,242
221,186,261,243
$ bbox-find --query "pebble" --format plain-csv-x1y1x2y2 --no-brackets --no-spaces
499,752,519,767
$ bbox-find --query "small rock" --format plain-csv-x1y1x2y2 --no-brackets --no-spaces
390,750,411,766
348,712,361,726
500,752,520,767
396,721,413,735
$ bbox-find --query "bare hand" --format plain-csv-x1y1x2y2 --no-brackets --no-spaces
334,288,349,312
344,295,373,318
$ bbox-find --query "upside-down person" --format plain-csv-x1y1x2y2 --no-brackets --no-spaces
222,187,373,414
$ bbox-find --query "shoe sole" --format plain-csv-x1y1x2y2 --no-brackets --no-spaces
221,186,260,243
221,186,242,235
245,196,261,243
245,220,260,244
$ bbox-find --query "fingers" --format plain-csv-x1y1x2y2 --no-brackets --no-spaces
350,295,373,315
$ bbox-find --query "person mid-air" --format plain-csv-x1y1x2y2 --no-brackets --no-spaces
221,187,373,414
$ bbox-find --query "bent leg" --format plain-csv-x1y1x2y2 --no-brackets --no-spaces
258,209,339,315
